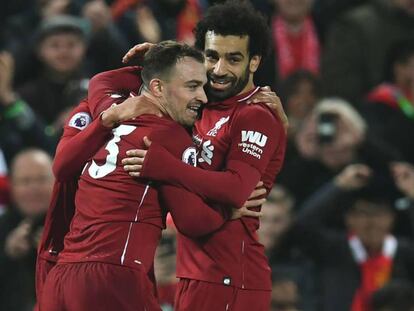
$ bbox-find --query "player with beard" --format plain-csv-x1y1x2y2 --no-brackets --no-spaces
39,41,258,311
121,1,287,310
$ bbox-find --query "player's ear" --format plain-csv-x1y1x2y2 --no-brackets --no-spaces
149,79,163,97
249,55,261,73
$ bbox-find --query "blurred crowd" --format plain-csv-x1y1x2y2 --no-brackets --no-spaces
1,0,414,310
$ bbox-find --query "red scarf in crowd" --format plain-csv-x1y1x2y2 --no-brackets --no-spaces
349,235,397,311
272,16,320,79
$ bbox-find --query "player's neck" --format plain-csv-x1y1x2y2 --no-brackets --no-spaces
141,88,169,117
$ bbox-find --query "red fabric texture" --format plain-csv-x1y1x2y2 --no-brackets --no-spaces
272,16,320,79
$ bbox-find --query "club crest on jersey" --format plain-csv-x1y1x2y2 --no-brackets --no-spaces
206,116,230,137
182,147,197,167
68,112,91,130
238,130,268,159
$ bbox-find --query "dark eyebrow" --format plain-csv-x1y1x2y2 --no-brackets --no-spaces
204,49,219,57
226,52,244,58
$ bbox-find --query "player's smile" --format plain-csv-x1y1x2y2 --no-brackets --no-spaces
186,100,203,118
208,73,235,91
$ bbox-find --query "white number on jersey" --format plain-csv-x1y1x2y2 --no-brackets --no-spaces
88,124,136,179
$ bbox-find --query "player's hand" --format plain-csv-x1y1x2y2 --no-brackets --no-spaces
247,86,288,134
122,42,155,64
122,136,152,176
242,181,267,208
231,205,263,220
101,95,163,128
334,164,372,190
391,162,414,199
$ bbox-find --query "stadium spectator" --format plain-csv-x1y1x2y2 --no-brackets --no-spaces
279,69,321,137
259,186,317,311
279,97,365,206
391,162,414,202
271,277,300,311
321,0,414,104
293,168,414,311
16,15,89,130
364,38,414,163
81,0,129,74
0,51,56,163
256,0,320,90
0,149,53,311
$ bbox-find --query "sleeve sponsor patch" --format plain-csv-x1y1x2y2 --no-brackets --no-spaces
238,130,268,159
68,112,91,130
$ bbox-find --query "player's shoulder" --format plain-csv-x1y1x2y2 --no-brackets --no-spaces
148,118,191,143
234,102,279,127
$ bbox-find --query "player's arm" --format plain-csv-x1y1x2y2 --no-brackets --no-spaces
160,185,263,238
88,66,142,118
53,100,113,181
127,106,285,208
160,185,227,237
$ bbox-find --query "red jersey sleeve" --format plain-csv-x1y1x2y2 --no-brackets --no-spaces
159,185,226,238
227,104,281,174
140,105,284,208
53,100,112,181
88,66,142,118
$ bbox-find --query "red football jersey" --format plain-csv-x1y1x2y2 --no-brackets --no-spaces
59,116,194,272
140,87,287,290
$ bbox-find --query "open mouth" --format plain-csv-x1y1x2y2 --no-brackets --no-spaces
187,103,202,115
209,77,232,90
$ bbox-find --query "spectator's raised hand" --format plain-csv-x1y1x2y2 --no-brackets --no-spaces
4,219,32,259
247,86,289,133
334,163,372,190
41,0,70,18
135,6,161,44
82,0,112,32
0,51,16,105
391,162,414,199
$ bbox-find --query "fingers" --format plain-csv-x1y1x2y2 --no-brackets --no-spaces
248,188,267,199
256,181,264,188
243,198,266,208
241,210,263,218
122,42,154,63
125,149,147,157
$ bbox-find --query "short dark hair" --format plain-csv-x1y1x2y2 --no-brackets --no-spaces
384,37,414,82
141,40,204,86
349,185,395,213
194,0,270,59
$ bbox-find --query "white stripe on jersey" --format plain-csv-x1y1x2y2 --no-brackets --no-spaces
120,184,150,265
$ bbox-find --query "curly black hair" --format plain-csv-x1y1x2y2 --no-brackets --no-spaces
194,0,270,59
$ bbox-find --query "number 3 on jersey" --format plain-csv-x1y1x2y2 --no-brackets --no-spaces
88,125,136,179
